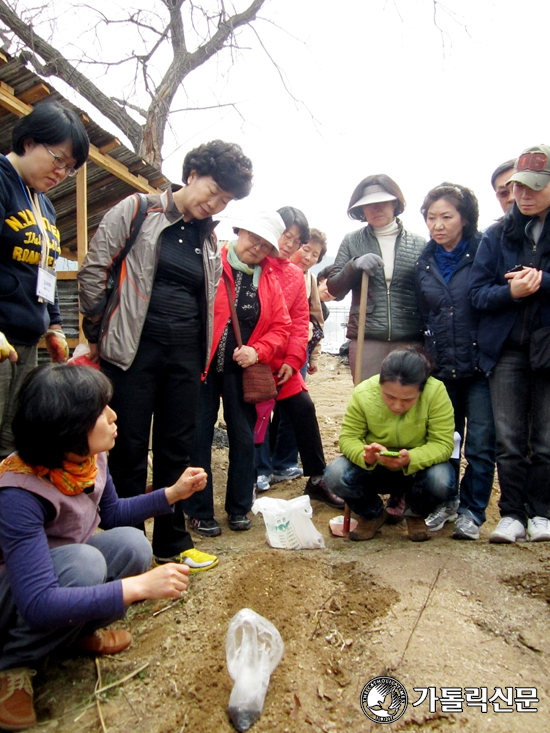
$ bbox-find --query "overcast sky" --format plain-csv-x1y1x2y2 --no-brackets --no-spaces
21,0,550,255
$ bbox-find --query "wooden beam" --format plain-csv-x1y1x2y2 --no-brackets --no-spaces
0,88,160,194
87,144,158,193
0,52,8,65
76,164,88,344
19,83,50,105
0,80,14,96
0,84,32,116
99,138,121,154
57,271,78,280
76,164,88,268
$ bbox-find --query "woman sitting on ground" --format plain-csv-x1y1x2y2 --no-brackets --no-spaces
323,348,455,542
0,365,207,731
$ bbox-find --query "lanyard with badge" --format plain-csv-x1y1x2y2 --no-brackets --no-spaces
20,180,57,304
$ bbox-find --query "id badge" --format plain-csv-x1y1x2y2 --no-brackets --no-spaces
36,267,56,304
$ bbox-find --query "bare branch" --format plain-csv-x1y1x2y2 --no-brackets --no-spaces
111,97,148,119
0,0,143,149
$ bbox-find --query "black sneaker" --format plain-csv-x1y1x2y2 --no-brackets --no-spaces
228,514,252,531
188,517,222,537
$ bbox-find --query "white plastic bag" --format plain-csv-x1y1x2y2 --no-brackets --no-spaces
226,609,284,731
252,495,325,550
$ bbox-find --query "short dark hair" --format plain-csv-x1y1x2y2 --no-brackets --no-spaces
305,228,327,263
491,159,516,190
182,140,253,199
379,347,433,392
12,101,90,169
13,365,113,468
317,264,334,284
277,206,310,243
348,174,406,222
420,182,479,240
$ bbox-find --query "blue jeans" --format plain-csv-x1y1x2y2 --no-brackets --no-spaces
185,369,257,519
0,527,151,670
489,347,550,524
443,375,496,526
324,456,456,519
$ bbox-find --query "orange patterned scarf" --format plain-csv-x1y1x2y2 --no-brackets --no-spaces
0,454,98,496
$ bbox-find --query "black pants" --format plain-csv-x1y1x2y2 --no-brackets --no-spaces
101,336,201,557
185,369,257,519
275,390,326,476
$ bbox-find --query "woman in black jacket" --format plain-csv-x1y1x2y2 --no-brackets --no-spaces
415,183,495,540
327,174,426,385
470,145,550,544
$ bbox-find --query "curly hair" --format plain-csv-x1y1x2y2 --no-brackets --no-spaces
347,174,406,222
182,140,253,200
306,228,328,263
420,182,479,240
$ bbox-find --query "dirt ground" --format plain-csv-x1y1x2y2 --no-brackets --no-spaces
28,354,550,732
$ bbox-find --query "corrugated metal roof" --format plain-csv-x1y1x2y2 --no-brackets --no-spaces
0,53,169,258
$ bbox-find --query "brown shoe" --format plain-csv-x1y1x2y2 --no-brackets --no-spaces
304,477,345,509
349,510,388,541
406,516,430,542
0,667,37,731
78,628,132,655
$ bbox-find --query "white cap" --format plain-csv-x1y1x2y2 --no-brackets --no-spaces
349,184,397,212
232,211,286,252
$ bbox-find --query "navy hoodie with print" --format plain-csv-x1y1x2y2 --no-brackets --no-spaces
0,154,62,345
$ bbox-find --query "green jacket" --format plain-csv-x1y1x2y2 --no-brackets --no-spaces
339,376,454,475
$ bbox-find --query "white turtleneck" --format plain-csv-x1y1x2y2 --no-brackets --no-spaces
372,218,399,284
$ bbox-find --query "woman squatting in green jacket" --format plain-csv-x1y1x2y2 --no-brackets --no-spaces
323,348,456,542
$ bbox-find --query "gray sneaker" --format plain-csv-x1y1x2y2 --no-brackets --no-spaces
452,514,479,540
425,503,458,532
271,466,303,484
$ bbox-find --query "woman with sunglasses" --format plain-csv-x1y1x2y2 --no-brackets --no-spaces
0,102,89,460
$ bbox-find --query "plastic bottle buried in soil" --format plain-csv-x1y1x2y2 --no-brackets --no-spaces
226,608,284,731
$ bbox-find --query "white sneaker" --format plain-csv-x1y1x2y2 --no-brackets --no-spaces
489,517,526,544
527,516,550,542
425,503,458,532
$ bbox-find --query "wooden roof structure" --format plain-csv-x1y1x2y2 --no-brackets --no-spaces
0,51,170,347
0,50,169,261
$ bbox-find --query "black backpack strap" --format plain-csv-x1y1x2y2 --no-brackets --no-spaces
115,192,148,265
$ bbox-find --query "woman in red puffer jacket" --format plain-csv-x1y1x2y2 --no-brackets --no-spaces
256,207,344,510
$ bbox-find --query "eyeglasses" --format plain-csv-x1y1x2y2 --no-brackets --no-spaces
496,182,514,200
247,231,272,253
43,145,76,177
281,230,303,247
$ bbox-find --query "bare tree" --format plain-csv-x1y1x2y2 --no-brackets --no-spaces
0,0,270,167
